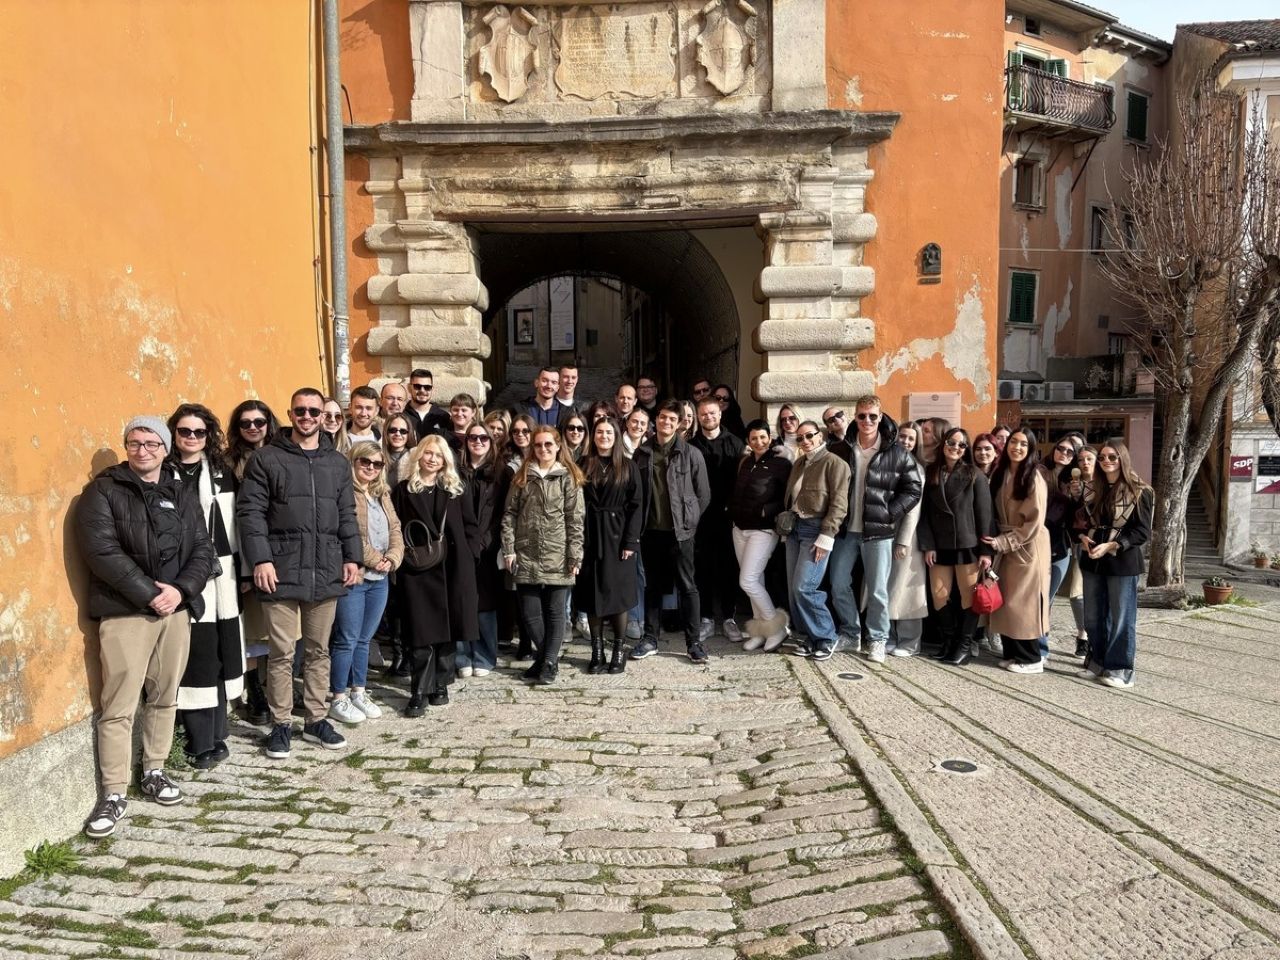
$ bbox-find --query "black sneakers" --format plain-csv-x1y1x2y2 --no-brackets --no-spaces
302,719,347,750
84,794,127,839
687,641,709,664
264,722,292,759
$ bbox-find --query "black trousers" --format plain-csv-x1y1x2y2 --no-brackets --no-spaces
695,516,742,624
517,584,569,667
179,683,229,757
642,530,699,645
1001,636,1041,665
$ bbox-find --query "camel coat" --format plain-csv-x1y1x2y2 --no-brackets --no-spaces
988,471,1050,641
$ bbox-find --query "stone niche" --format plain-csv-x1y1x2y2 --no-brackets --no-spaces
412,0,808,121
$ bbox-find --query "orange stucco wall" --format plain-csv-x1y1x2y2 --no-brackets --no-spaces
0,2,324,758
829,1,1003,430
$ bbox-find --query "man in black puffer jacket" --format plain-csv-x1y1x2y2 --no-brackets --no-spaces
237,387,363,760
829,397,922,662
77,416,216,839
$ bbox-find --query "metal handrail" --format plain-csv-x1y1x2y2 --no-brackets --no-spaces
1005,65,1116,134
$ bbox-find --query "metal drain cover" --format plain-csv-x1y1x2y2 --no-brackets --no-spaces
836,672,865,681
939,759,979,774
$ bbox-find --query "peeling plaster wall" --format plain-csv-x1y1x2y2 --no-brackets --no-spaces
829,3,1002,420
0,0,324,864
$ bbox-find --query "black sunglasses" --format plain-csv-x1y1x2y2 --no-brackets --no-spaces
293,406,322,419
238,418,268,430
799,430,822,442
386,427,410,436
467,434,491,444
175,427,208,439
355,457,385,469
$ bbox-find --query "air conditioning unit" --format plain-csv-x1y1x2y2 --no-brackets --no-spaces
1047,381,1075,401
1021,382,1048,402
997,379,1022,401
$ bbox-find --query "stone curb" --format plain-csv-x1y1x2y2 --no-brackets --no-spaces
792,664,1027,960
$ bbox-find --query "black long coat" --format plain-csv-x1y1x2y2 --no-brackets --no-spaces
575,461,643,616
391,481,478,648
465,467,507,613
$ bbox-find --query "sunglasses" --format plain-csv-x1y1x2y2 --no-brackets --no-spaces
387,427,410,436
511,427,531,436
175,427,208,439
467,435,491,444
944,439,968,450
239,417,268,430
855,412,880,422
565,424,585,433
1098,453,1120,462
798,430,822,442
780,415,798,424
355,457,385,470
533,441,557,450
714,394,730,402
293,406,322,419
1055,445,1074,455
321,412,343,420
824,411,844,424
411,383,433,391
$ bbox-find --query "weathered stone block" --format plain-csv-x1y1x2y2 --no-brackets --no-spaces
755,370,875,402
759,265,875,299
756,319,874,352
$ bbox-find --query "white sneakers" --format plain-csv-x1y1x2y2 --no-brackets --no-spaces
350,691,382,719
458,666,474,678
867,640,887,663
472,667,491,677
1006,661,1044,674
329,696,366,725
723,619,743,642
699,618,715,642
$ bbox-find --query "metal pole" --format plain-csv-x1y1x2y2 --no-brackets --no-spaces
321,0,350,404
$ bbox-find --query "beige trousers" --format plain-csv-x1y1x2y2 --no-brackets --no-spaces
929,563,980,610
97,613,191,795
262,599,336,725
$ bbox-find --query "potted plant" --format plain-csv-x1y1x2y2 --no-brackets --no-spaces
1253,542,1270,567
1272,553,1280,570
1203,576,1234,605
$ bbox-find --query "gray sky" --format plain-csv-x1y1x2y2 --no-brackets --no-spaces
1100,0,1277,41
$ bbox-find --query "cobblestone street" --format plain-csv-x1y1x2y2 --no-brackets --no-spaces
0,641,957,960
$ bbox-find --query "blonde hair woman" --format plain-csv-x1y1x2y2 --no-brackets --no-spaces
502,427,586,685
329,442,403,726
391,435,477,714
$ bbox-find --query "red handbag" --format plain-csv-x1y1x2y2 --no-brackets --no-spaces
971,571,1004,615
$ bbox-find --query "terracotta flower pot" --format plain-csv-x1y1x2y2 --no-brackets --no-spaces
1255,556,1270,568
1203,584,1233,605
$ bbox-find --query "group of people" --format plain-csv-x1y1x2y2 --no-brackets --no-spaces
75,363,1153,840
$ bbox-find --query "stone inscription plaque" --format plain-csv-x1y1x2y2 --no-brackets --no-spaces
555,3,678,100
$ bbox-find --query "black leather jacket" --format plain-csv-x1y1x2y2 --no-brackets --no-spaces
77,464,216,620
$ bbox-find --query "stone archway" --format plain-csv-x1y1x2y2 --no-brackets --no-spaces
346,0,898,414
476,227,743,395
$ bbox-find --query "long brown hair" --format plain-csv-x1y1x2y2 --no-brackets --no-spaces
990,427,1047,501
1095,440,1150,503
582,418,631,488
512,427,585,488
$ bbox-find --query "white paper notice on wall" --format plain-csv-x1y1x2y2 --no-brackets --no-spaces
1260,440,1280,456
549,277,575,351
908,392,963,425
1256,477,1280,495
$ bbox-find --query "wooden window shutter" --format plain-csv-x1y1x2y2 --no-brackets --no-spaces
1007,51,1024,109
1126,92,1149,141
1009,273,1037,324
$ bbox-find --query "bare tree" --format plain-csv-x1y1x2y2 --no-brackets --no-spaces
1100,75,1280,589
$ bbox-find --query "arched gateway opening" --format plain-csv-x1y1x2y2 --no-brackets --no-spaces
347,0,898,417
477,227,742,403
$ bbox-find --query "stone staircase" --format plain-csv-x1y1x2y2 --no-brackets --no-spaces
1185,487,1220,564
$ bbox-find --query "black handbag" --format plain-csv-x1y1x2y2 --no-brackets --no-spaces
402,514,447,571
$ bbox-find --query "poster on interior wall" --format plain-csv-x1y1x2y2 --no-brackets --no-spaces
549,277,575,351
908,392,963,425
1255,476,1280,495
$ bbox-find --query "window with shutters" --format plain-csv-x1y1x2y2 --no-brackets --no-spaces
1125,90,1149,142
1008,271,1038,325
1013,157,1044,209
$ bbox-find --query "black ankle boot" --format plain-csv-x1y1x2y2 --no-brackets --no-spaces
608,639,626,674
404,657,429,717
943,640,973,666
243,668,269,725
588,636,605,674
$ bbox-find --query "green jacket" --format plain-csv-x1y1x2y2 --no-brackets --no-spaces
501,462,585,586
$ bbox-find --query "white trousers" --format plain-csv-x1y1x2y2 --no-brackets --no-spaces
732,526,780,622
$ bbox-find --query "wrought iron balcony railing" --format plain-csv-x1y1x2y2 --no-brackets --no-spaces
1005,65,1116,136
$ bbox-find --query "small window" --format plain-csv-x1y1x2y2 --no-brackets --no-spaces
1024,16,1042,36
1126,91,1149,142
1009,271,1038,324
1122,212,1139,250
1014,158,1043,208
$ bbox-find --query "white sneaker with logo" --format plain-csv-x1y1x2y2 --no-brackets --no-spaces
329,697,366,725
350,691,382,719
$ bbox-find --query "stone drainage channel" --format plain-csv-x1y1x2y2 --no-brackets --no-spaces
0,642,966,960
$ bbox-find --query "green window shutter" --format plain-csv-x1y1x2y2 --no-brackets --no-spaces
1126,92,1149,141
1009,273,1037,324
1046,58,1067,77
1007,51,1024,109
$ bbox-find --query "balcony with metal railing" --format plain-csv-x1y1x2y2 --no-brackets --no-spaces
1005,65,1116,140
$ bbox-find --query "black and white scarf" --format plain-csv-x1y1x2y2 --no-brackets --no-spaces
177,457,245,710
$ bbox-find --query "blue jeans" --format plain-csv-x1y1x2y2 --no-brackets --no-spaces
330,576,390,694
1083,571,1137,677
457,611,498,671
785,518,836,645
1042,554,1071,658
827,531,894,646
629,552,647,626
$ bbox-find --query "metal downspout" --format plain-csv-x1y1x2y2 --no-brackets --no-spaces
321,0,350,405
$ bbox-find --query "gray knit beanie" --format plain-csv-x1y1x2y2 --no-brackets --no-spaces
122,415,172,451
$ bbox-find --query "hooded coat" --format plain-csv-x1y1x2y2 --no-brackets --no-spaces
502,462,586,587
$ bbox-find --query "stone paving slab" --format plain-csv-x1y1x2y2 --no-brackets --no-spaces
0,639,958,960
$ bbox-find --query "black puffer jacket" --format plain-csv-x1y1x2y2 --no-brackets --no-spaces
77,464,216,620
236,431,363,603
730,448,792,531
830,414,923,541
917,465,996,553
